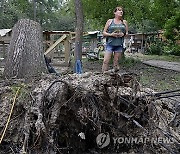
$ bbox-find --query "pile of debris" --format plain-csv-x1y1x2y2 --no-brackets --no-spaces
0,72,179,154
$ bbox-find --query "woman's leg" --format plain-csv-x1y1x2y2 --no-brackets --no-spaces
113,52,122,70
102,52,112,72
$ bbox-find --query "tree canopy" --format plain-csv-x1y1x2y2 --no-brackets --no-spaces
82,0,180,32
0,0,179,33
0,0,75,31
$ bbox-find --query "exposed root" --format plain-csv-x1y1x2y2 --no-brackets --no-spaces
0,72,179,154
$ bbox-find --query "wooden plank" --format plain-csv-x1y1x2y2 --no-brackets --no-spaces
3,42,6,58
44,34,67,55
1,36,11,42
64,36,71,66
71,32,88,40
0,44,8,47
43,40,54,45
141,34,144,52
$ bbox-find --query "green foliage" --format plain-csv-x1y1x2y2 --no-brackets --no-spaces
150,0,179,29
120,57,140,67
164,11,180,42
0,0,75,31
11,84,29,101
146,38,165,55
124,0,152,32
82,0,154,32
0,0,180,34
81,0,180,33
164,44,180,56
163,10,180,56
82,0,120,30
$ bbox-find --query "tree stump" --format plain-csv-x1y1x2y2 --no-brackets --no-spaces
4,19,47,79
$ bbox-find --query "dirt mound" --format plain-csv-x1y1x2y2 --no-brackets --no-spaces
0,72,179,154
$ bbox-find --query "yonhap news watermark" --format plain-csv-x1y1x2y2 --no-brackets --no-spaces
96,133,175,149
112,136,174,144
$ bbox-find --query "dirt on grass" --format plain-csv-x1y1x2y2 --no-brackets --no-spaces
81,58,180,92
1,57,180,92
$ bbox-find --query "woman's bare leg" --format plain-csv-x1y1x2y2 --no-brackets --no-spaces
102,52,112,72
113,52,122,70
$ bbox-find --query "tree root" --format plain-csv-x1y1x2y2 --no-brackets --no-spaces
0,72,179,154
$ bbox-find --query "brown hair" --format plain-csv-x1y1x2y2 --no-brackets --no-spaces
113,6,124,22
113,6,124,13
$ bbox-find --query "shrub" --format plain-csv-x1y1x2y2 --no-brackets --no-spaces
163,11,180,56
146,38,165,55
164,11,180,42
164,44,180,56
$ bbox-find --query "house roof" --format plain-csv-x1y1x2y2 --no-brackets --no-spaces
87,31,100,35
0,29,12,37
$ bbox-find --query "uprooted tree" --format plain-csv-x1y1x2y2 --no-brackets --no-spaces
0,71,179,154
0,6,179,154
3,19,47,79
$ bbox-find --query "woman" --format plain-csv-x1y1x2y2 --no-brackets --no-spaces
102,6,128,72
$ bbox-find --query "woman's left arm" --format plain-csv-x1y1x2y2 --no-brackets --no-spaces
123,20,128,35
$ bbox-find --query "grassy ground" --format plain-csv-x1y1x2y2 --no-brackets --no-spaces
1,53,179,92
70,52,179,91
82,56,180,92
126,52,180,62
136,63,180,91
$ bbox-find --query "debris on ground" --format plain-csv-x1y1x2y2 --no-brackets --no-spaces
0,72,179,154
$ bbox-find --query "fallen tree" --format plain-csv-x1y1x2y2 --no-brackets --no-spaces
0,72,179,154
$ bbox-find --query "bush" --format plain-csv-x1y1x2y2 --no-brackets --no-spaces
164,44,180,56
163,11,180,56
146,39,165,55
164,11,180,42
120,57,140,67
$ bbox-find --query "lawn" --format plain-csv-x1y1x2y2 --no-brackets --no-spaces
1,54,179,92
82,56,180,92
126,52,180,62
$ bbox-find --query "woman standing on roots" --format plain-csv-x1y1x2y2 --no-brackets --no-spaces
102,6,128,72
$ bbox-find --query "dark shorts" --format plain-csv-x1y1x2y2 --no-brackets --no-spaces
106,44,123,52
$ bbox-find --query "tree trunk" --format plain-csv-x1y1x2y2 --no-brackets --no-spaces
74,0,84,61
3,19,47,79
33,0,36,21
0,0,4,27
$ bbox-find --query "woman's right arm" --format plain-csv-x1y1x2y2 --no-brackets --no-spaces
103,19,113,37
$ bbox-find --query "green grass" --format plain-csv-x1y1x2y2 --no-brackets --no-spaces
139,68,180,91
140,75,178,91
143,54,180,62
120,57,141,67
11,84,30,101
126,53,180,62
140,75,150,86
99,51,105,59
174,74,180,81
